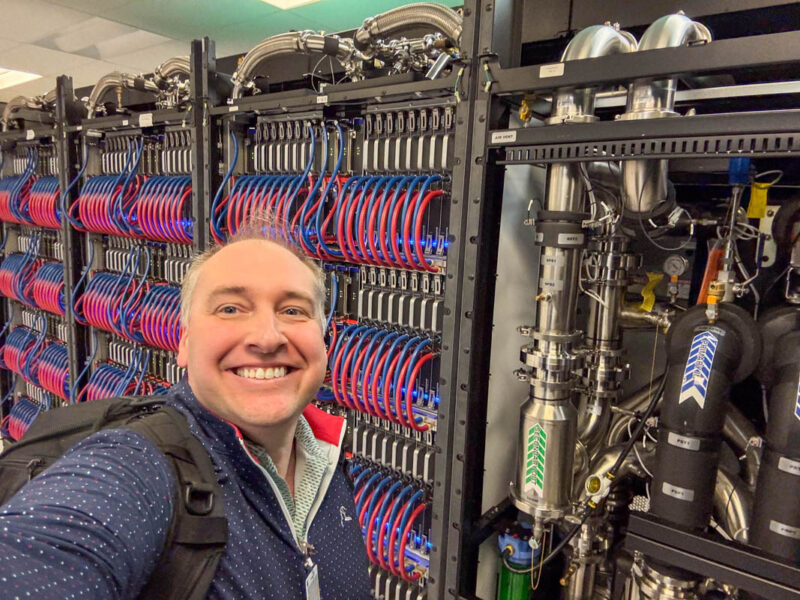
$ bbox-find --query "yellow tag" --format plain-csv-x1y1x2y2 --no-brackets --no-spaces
747,182,769,219
639,272,663,312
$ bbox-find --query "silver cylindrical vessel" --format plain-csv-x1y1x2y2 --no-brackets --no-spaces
512,396,577,519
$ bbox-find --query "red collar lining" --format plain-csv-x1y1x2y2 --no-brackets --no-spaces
302,404,345,446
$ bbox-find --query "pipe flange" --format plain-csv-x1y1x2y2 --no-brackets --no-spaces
509,483,566,520
631,559,700,600
587,347,627,361
616,108,680,121
665,303,760,383
587,364,629,384
544,113,598,125
522,350,581,373
583,385,623,399
533,330,583,345
531,378,575,392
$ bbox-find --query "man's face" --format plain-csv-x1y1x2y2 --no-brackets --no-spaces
177,240,327,433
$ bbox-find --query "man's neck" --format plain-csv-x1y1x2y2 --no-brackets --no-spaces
247,423,297,476
243,421,298,496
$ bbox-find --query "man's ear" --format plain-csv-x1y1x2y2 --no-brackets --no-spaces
177,329,189,368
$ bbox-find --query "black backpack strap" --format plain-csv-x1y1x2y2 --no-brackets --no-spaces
124,406,228,600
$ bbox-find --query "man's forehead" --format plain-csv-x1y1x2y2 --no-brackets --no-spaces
195,241,315,298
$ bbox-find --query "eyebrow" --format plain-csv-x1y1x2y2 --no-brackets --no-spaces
205,286,248,304
282,291,317,313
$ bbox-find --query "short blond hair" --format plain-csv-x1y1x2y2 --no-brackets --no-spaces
180,214,327,330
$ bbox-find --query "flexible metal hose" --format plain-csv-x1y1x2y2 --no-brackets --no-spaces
86,72,159,117
231,31,357,98
354,3,462,51
153,56,190,89
1,94,55,131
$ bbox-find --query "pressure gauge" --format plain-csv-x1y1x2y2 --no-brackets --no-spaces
663,255,689,277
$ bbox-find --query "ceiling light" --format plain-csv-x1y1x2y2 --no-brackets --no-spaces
0,68,41,90
258,0,321,9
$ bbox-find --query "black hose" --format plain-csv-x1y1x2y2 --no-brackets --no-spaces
752,321,800,561
650,304,759,532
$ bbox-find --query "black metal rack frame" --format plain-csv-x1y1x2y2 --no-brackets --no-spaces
441,2,800,599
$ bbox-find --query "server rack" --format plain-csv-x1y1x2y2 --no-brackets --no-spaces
0,100,70,437
56,45,207,407
203,6,479,594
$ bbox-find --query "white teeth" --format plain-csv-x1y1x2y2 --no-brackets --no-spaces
236,366,287,380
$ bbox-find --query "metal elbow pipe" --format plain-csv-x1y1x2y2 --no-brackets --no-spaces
354,3,462,52
231,31,357,98
576,446,751,544
620,13,711,217
624,13,711,119
86,71,159,117
153,56,190,89
714,468,752,544
578,395,611,458
42,88,57,105
576,443,653,503
722,403,761,488
550,25,637,123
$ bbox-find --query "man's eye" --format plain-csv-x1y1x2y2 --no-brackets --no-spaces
283,307,308,317
219,305,239,315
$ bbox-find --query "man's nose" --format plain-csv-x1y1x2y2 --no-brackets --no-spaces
244,311,288,353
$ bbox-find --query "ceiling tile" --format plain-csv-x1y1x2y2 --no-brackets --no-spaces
0,43,95,77
111,40,192,72
40,17,138,54
213,10,318,57
94,29,175,61
290,0,462,35
0,0,91,44
0,75,56,102
0,37,20,53
42,0,134,18
106,0,279,41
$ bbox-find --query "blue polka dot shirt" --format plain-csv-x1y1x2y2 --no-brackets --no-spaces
0,379,371,599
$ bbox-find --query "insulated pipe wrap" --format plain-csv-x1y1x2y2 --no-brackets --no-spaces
751,449,800,560
751,322,800,561
650,304,758,532
354,3,462,49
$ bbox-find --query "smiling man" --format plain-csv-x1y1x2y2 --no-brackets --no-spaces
0,224,371,599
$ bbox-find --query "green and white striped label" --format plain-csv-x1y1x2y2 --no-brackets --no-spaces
524,424,547,496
